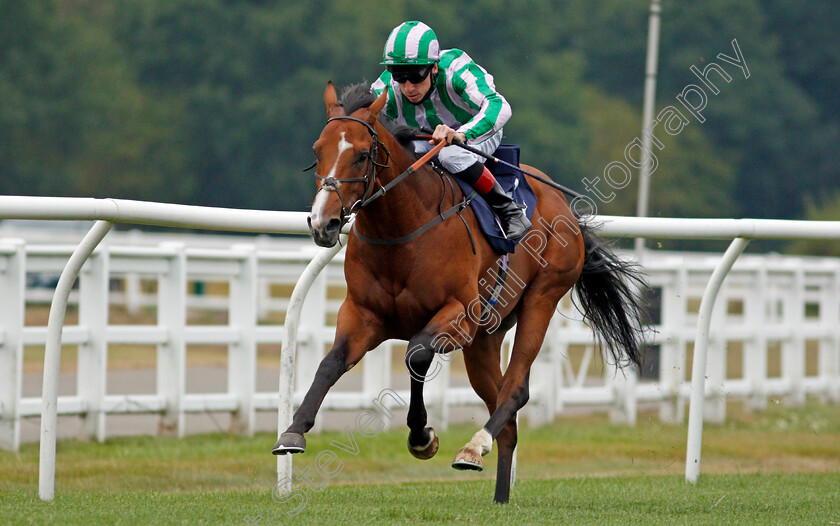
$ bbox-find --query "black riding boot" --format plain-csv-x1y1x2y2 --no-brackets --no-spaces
482,181,532,241
453,161,533,241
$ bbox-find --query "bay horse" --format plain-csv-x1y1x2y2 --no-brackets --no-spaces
273,82,646,503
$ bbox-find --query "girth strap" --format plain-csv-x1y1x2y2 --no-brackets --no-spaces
480,254,510,322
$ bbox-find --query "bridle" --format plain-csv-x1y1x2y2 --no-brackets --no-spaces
305,116,391,225
306,114,473,248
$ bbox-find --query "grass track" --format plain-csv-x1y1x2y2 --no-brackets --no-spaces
2,401,839,525
4,474,839,525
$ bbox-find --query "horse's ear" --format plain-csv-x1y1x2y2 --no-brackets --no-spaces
324,81,343,118
365,89,388,124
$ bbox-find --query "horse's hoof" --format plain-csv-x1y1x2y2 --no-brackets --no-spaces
272,432,306,455
408,427,439,460
451,447,484,471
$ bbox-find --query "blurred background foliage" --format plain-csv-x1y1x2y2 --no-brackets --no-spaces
1,0,838,252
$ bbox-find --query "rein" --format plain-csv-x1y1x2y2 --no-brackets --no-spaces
352,139,476,247
362,135,447,207
311,115,474,247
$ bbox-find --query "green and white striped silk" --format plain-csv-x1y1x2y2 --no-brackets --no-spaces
372,49,512,144
381,21,440,65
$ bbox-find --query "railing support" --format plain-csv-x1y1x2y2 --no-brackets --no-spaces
276,237,345,494
39,220,113,501
685,237,750,484
157,242,187,437
229,244,259,436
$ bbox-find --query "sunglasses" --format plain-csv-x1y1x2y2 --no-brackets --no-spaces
387,65,433,84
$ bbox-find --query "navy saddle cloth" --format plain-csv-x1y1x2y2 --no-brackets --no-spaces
453,144,537,254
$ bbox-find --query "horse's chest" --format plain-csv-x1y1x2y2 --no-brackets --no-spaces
348,267,457,326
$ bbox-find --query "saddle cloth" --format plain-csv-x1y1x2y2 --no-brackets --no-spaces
453,145,537,254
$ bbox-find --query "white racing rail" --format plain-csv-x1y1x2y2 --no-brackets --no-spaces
1,196,838,500
0,196,308,501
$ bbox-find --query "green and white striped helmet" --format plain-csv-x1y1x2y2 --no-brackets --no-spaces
381,21,440,65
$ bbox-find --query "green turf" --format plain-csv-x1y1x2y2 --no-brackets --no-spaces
2,401,839,525
3,474,839,525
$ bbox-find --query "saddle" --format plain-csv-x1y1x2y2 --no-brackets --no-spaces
452,145,537,254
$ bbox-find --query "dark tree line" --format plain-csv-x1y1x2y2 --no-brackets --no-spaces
1,0,837,225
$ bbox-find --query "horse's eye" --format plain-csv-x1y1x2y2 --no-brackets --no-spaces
355,152,370,164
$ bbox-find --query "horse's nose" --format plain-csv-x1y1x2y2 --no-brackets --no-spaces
309,215,342,247
323,218,341,238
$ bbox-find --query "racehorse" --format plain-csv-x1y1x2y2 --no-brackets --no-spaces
273,82,647,503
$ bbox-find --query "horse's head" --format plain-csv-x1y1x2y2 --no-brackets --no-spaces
307,82,388,247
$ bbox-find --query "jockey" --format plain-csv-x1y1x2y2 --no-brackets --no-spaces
372,21,532,241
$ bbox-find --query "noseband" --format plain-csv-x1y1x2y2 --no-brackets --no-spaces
307,116,391,225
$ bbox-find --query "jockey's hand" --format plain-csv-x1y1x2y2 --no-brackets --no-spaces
431,124,466,146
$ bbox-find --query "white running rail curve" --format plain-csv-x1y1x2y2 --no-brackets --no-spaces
1,197,839,499
0,196,309,501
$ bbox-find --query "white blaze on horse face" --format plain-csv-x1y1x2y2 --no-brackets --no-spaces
309,190,331,232
309,131,354,231
327,132,353,180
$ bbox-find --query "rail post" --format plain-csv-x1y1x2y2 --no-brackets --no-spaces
156,242,187,437
685,237,750,484
39,220,114,501
276,238,345,494
0,239,26,452
78,247,109,442
229,244,258,435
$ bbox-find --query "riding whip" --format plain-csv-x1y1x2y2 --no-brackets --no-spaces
417,131,584,200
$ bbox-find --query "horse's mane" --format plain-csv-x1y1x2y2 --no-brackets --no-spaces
340,83,418,149
340,83,377,115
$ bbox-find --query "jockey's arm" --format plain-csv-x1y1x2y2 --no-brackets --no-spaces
450,58,512,144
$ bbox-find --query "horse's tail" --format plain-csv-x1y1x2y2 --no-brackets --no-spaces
574,222,648,368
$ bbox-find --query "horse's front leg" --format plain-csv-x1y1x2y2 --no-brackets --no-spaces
405,301,473,460
273,301,384,454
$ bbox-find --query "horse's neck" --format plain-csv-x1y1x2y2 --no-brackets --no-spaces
354,133,450,240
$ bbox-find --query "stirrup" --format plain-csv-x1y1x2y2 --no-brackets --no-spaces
498,208,531,240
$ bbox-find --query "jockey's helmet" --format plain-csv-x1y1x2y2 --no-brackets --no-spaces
381,21,440,66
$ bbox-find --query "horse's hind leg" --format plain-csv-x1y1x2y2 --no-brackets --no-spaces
273,301,383,454
453,331,503,470
456,331,520,504
454,287,572,502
